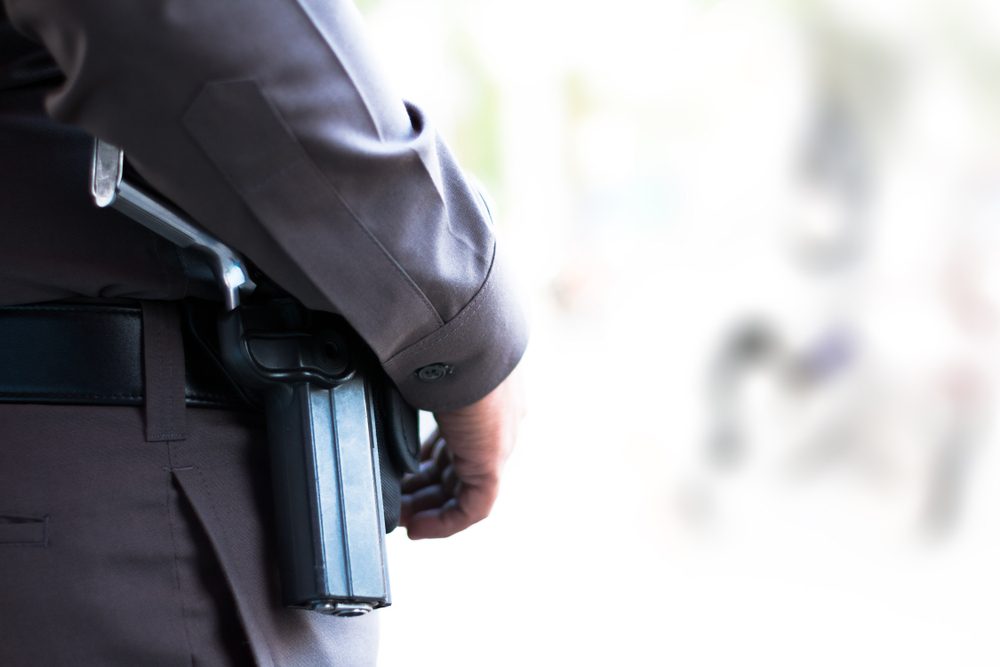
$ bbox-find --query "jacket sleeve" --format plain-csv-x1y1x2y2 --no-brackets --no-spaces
3,0,527,411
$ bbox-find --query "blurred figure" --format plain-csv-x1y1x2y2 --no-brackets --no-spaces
699,7,1000,541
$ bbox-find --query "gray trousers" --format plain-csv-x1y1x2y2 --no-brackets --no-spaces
0,303,378,666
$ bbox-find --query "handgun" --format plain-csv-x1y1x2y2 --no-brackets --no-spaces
90,139,418,616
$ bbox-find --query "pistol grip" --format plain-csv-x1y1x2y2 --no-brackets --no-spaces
265,379,391,613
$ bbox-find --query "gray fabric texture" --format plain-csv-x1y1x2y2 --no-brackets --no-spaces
0,402,380,666
1,0,527,411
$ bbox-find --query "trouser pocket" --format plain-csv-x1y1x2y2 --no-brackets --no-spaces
0,514,48,546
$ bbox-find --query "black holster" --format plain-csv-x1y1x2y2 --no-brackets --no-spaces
207,298,419,614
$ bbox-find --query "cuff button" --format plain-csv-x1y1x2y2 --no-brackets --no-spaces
416,363,454,382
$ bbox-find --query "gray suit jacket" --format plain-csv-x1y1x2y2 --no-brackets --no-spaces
1,0,527,412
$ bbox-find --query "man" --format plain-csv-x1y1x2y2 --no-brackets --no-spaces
0,0,527,664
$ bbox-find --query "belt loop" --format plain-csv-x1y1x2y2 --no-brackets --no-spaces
141,301,187,442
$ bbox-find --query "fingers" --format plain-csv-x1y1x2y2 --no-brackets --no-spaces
401,437,451,494
399,483,449,526
400,439,490,539
402,481,498,540
401,368,523,540
418,428,440,461
400,436,464,535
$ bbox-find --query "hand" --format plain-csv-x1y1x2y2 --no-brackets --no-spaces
400,370,524,539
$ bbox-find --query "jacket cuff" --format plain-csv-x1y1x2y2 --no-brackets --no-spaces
383,247,528,412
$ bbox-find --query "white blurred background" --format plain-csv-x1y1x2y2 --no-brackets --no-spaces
358,0,1000,664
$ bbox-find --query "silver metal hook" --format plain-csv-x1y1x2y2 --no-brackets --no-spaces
89,139,255,311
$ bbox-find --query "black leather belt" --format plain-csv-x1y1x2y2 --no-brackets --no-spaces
0,302,248,409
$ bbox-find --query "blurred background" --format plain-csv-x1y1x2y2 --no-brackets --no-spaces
358,0,1000,664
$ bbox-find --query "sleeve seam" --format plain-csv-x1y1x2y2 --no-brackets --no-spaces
384,240,498,365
